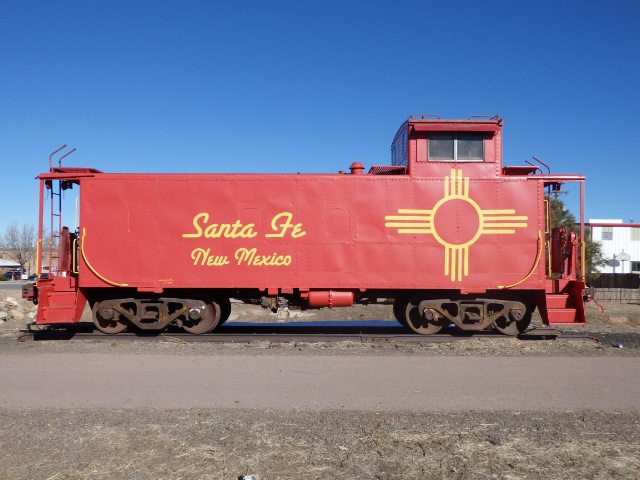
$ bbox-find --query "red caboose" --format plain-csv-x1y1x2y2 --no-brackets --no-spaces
26,116,588,335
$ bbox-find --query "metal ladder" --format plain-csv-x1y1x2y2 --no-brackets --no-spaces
47,146,76,276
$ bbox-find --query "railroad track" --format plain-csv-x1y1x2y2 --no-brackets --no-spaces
18,322,598,344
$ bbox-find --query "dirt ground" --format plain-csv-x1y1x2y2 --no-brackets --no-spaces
1,288,639,479
1,409,638,480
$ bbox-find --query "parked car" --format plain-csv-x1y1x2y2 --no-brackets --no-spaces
3,269,22,280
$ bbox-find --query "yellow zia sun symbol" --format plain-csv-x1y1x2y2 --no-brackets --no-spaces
385,169,528,281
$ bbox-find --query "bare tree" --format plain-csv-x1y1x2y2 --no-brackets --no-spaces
0,222,38,275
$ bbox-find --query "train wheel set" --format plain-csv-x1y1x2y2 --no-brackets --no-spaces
91,296,232,334
88,295,533,336
393,296,533,336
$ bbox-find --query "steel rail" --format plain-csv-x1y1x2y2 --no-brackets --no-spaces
18,324,597,344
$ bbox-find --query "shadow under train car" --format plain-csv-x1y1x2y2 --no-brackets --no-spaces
23,320,511,341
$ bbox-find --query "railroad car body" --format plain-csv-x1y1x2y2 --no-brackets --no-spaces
26,116,588,335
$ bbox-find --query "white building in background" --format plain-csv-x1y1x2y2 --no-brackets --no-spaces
0,258,22,279
587,219,640,274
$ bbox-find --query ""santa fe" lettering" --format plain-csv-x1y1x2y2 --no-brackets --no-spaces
182,211,306,239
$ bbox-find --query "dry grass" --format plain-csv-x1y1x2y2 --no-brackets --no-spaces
1,409,639,480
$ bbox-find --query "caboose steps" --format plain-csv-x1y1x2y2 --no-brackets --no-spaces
544,293,585,326
34,278,87,324
41,305,77,323
547,307,580,324
546,293,572,309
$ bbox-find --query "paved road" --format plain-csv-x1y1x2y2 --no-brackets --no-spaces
1,354,638,411
0,281,29,291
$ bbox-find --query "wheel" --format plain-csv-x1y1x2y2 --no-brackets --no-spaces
393,298,408,327
182,300,221,334
494,307,532,336
404,299,444,335
218,297,232,325
494,316,531,335
92,301,128,334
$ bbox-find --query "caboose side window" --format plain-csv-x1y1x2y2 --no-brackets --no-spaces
457,133,484,160
428,132,484,162
428,133,455,160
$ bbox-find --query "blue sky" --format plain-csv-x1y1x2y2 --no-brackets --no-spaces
1,0,639,232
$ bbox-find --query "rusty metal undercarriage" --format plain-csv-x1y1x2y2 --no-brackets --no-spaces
92,297,231,334
395,297,532,336
90,293,533,336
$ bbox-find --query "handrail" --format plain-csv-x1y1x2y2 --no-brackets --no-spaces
531,156,551,174
49,145,66,170
71,237,79,274
35,238,42,279
58,148,76,166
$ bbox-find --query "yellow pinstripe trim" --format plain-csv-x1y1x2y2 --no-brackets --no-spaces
498,231,543,289
80,227,129,287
